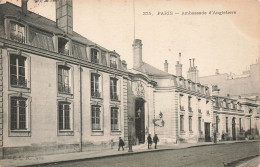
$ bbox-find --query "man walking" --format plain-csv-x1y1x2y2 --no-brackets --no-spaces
147,134,152,149
153,134,159,149
118,137,125,151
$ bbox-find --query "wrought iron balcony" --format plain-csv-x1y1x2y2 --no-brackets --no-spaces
91,56,99,64
91,91,101,98
110,61,117,69
58,84,71,94
10,33,26,43
111,93,119,101
180,105,185,111
58,48,70,56
11,77,27,88
188,107,193,112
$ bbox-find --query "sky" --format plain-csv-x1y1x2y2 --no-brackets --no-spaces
1,0,259,77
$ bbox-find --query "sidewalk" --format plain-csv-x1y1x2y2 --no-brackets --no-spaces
235,156,260,167
0,140,258,167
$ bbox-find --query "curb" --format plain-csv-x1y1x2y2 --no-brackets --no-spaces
20,140,260,167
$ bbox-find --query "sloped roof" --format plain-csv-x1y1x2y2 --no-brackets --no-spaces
0,2,110,52
135,62,171,77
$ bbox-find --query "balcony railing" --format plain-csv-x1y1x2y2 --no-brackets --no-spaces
180,105,185,111
58,48,70,56
58,84,71,94
91,56,99,64
91,91,101,98
110,61,117,69
11,77,27,88
111,93,119,101
10,33,26,43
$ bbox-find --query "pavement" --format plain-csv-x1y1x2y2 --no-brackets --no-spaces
235,156,260,167
0,140,258,167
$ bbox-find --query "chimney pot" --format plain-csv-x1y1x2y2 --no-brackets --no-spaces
164,60,168,72
21,0,28,15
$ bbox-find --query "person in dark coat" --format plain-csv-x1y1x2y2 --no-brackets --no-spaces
153,134,159,149
118,137,125,151
147,134,152,149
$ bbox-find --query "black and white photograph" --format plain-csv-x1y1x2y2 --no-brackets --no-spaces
0,0,259,166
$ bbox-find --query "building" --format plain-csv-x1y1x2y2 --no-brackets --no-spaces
0,0,129,158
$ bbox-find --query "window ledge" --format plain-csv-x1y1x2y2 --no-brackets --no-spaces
91,131,104,136
111,131,121,135
58,130,74,136
9,130,31,137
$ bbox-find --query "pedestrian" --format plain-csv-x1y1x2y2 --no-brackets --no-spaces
147,134,152,149
118,137,125,151
153,134,159,149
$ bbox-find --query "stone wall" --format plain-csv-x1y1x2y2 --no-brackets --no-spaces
0,47,3,159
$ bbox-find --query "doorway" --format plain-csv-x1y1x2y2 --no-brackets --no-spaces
205,123,211,142
232,117,236,140
135,98,145,144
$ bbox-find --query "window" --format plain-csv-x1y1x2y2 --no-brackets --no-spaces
110,78,118,101
180,115,184,131
58,66,71,94
188,96,192,112
10,54,27,88
189,116,192,131
91,48,99,63
92,105,101,130
111,107,119,131
239,118,242,132
58,38,70,55
198,117,201,132
179,95,184,111
110,55,117,68
10,21,25,43
11,97,27,130
91,73,101,98
226,117,228,133
58,102,71,130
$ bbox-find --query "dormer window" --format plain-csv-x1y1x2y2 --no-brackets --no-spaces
110,55,117,68
58,38,70,55
91,48,99,64
10,21,25,43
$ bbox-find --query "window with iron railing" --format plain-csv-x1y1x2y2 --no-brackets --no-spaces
11,97,27,130
91,73,101,98
10,22,26,43
10,54,27,88
58,66,71,94
58,102,71,130
91,48,99,63
110,55,117,68
111,107,119,131
110,78,118,101
92,105,101,130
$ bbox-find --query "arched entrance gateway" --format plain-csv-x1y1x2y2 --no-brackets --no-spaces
135,98,145,144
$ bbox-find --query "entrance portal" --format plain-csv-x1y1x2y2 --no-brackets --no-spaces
232,117,236,140
135,98,145,144
205,123,211,142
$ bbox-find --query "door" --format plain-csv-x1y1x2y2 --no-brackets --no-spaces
232,118,236,140
135,98,145,144
205,123,211,142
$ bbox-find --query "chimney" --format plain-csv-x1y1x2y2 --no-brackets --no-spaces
56,0,73,34
21,0,28,15
212,85,220,96
132,39,143,69
187,58,199,83
215,69,219,75
175,52,182,76
122,60,127,71
164,60,168,72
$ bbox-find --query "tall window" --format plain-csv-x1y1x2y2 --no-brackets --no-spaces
216,116,219,133
179,95,184,111
189,116,192,131
58,102,71,130
180,115,184,131
110,55,117,68
91,73,101,98
11,97,27,130
10,21,25,43
92,105,101,130
198,117,201,132
110,78,118,101
188,96,192,112
226,117,228,133
111,107,119,131
58,66,71,94
10,54,27,88
239,118,242,132
91,48,99,63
